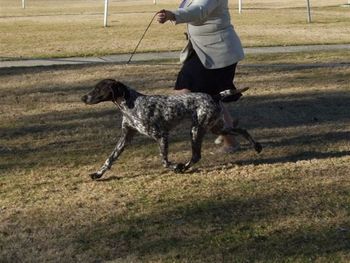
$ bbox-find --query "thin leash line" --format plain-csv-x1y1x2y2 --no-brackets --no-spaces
127,12,158,64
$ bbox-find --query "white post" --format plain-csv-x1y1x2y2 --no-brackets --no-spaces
153,0,157,4
306,0,312,23
104,0,109,27
22,0,25,9
238,0,242,13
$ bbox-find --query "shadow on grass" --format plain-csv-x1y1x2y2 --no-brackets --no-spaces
1,60,349,174
22,183,348,261
2,89,350,138
235,90,350,130
234,150,350,166
1,88,349,174
1,180,348,261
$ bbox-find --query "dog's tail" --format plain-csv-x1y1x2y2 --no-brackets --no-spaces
213,87,249,102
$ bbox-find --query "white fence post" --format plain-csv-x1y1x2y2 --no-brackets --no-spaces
153,0,157,4
22,0,25,9
104,0,109,27
238,0,242,13
306,0,312,23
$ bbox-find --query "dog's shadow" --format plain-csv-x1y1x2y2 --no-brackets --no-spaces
91,166,202,182
94,175,123,182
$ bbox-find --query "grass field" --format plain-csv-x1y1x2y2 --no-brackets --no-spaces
1,0,350,59
1,0,350,261
1,50,349,262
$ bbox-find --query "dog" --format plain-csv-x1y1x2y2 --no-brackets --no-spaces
81,79,262,180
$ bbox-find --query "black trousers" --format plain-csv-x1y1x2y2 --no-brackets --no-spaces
175,52,241,102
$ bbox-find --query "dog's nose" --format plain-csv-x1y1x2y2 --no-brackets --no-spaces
81,95,87,103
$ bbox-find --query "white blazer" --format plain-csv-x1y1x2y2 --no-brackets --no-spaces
173,0,244,69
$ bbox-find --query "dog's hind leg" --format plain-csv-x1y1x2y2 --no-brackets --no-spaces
181,125,206,172
157,134,186,173
90,126,135,180
222,127,262,153
157,126,205,173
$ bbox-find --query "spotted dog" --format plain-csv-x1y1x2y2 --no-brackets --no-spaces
81,79,262,180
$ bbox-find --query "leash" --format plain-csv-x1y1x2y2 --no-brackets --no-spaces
127,12,158,64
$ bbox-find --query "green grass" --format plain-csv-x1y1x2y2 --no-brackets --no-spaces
0,51,349,262
0,0,349,59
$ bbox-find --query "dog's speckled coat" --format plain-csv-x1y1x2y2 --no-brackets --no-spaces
81,79,261,179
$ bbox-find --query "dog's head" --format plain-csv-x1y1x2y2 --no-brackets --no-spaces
81,79,130,105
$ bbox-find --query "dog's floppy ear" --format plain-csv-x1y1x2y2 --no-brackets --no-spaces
109,80,135,108
112,81,130,101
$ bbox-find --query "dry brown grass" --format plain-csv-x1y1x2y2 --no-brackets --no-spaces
0,50,349,262
0,0,349,59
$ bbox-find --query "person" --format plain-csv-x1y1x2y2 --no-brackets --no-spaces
156,0,245,153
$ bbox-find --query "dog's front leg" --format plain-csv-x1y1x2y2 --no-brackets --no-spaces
157,134,183,172
183,125,206,171
157,134,171,168
90,126,135,180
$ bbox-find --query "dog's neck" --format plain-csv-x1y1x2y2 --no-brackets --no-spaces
113,87,143,110
112,97,126,110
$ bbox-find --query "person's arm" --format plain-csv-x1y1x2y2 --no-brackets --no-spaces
157,0,220,24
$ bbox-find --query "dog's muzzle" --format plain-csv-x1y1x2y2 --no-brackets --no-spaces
81,95,92,104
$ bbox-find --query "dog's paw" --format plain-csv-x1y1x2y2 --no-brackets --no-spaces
173,163,186,173
90,172,102,180
254,142,263,153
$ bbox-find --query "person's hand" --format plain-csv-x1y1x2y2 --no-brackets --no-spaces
156,9,175,23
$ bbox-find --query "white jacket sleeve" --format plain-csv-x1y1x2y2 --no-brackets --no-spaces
173,0,220,24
